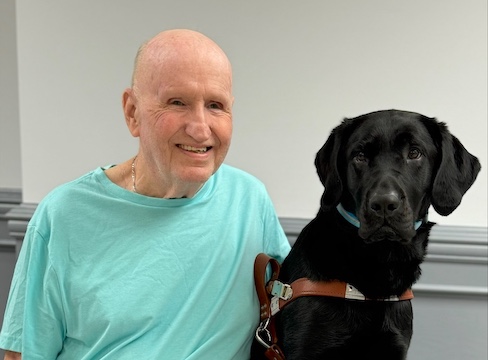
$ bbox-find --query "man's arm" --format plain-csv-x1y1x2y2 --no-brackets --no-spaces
4,351,21,360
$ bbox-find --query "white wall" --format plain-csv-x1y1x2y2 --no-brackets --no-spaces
0,0,22,189
11,0,488,226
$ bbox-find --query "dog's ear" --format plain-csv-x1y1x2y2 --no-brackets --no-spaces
426,119,481,216
315,120,350,210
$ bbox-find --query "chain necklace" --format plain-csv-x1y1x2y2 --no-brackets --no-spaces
131,155,137,193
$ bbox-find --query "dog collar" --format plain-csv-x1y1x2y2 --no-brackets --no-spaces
336,203,423,230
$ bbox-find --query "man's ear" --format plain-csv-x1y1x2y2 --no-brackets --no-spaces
123,88,140,137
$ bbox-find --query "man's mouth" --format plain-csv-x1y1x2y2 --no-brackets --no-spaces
178,144,211,154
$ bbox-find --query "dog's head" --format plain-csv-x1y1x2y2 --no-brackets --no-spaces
315,109,481,243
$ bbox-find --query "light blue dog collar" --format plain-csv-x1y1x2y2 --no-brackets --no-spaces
336,203,423,230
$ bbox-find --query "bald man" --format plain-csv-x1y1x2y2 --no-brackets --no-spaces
0,29,290,360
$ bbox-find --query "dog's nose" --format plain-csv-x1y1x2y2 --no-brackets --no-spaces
369,192,400,216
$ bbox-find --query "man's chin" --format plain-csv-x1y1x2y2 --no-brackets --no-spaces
177,166,217,186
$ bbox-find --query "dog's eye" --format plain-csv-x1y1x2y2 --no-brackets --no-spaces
408,148,422,160
354,152,368,162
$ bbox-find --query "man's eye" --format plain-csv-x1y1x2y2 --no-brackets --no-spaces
208,102,223,110
171,100,184,106
408,148,422,160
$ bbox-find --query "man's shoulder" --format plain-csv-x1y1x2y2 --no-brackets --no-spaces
43,169,100,200
32,168,103,218
217,163,264,186
212,164,271,204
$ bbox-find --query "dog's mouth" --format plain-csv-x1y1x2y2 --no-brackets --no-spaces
336,203,418,243
359,222,416,243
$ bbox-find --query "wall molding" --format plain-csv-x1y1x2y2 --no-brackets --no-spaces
279,217,488,263
2,198,487,298
412,283,487,297
0,188,22,205
0,188,22,256
5,203,37,242
0,188,22,225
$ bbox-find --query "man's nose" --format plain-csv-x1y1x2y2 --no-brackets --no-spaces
185,106,211,142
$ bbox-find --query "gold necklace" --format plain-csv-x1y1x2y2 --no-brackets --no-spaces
131,156,137,193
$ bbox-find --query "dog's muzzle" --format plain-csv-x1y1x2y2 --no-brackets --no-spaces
336,203,423,242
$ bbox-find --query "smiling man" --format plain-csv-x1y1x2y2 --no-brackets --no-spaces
0,29,290,360
108,29,234,199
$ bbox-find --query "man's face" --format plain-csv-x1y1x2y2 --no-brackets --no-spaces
126,50,233,192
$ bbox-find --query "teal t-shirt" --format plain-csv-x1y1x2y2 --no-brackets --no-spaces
0,164,290,359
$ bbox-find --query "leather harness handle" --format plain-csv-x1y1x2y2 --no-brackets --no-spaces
264,344,286,360
254,253,285,360
254,253,281,321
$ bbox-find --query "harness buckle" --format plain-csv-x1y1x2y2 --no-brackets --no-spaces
270,296,280,316
270,280,293,300
345,283,366,300
255,318,272,349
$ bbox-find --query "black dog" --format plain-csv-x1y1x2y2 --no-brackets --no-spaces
252,110,480,360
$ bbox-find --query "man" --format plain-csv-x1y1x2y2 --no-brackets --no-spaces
0,29,290,359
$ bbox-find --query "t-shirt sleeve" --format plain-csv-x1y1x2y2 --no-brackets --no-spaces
0,224,65,358
262,195,291,263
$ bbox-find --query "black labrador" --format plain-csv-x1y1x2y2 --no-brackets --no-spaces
252,109,480,360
